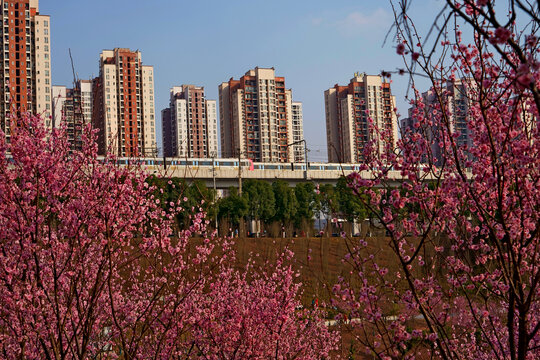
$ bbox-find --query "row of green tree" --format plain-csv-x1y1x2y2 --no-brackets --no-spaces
147,176,369,236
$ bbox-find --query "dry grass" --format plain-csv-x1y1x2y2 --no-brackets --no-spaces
232,236,429,359
233,235,400,304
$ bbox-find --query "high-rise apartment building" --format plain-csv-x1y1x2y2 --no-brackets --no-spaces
161,107,172,157
51,85,65,128
219,67,303,162
92,48,156,157
161,85,218,158
1,0,51,139
325,73,398,163
79,80,92,126
291,101,305,162
52,80,92,150
401,78,473,164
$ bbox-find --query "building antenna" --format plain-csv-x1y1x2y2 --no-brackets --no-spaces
69,48,78,88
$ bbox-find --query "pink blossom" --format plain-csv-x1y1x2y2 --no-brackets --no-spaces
0,114,338,358
490,27,511,44
526,35,537,48
517,73,534,86
332,12,540,360
396,43,406,55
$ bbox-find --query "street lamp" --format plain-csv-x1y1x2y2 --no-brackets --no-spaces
287,139,308,180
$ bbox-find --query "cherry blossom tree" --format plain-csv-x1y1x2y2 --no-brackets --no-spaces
0,115,337,359
335,1,539,359
187,249,338,359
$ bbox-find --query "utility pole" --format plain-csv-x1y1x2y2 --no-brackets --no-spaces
287,139,309,180
212,152,218,234
237,147,244,237
237,147,242,194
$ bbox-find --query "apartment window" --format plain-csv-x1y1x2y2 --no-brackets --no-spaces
44,37,48,43
44,29,48,35
44,20,48,27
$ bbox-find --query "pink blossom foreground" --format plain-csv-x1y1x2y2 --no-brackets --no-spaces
333,1,540,359
0,116,338,359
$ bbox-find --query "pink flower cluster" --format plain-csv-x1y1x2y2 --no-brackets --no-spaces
0,115,338,358
339,9,540,359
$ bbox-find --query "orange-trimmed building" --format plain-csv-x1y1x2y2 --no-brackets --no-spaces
0,0,51,139
325,73,398,163
219,67,303,162
92,48,156,157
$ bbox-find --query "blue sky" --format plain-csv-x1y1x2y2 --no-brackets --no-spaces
42,0,442,161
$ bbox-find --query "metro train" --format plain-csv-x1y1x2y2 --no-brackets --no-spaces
112,157,363,172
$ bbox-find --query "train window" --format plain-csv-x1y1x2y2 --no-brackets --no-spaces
199,161,212,166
